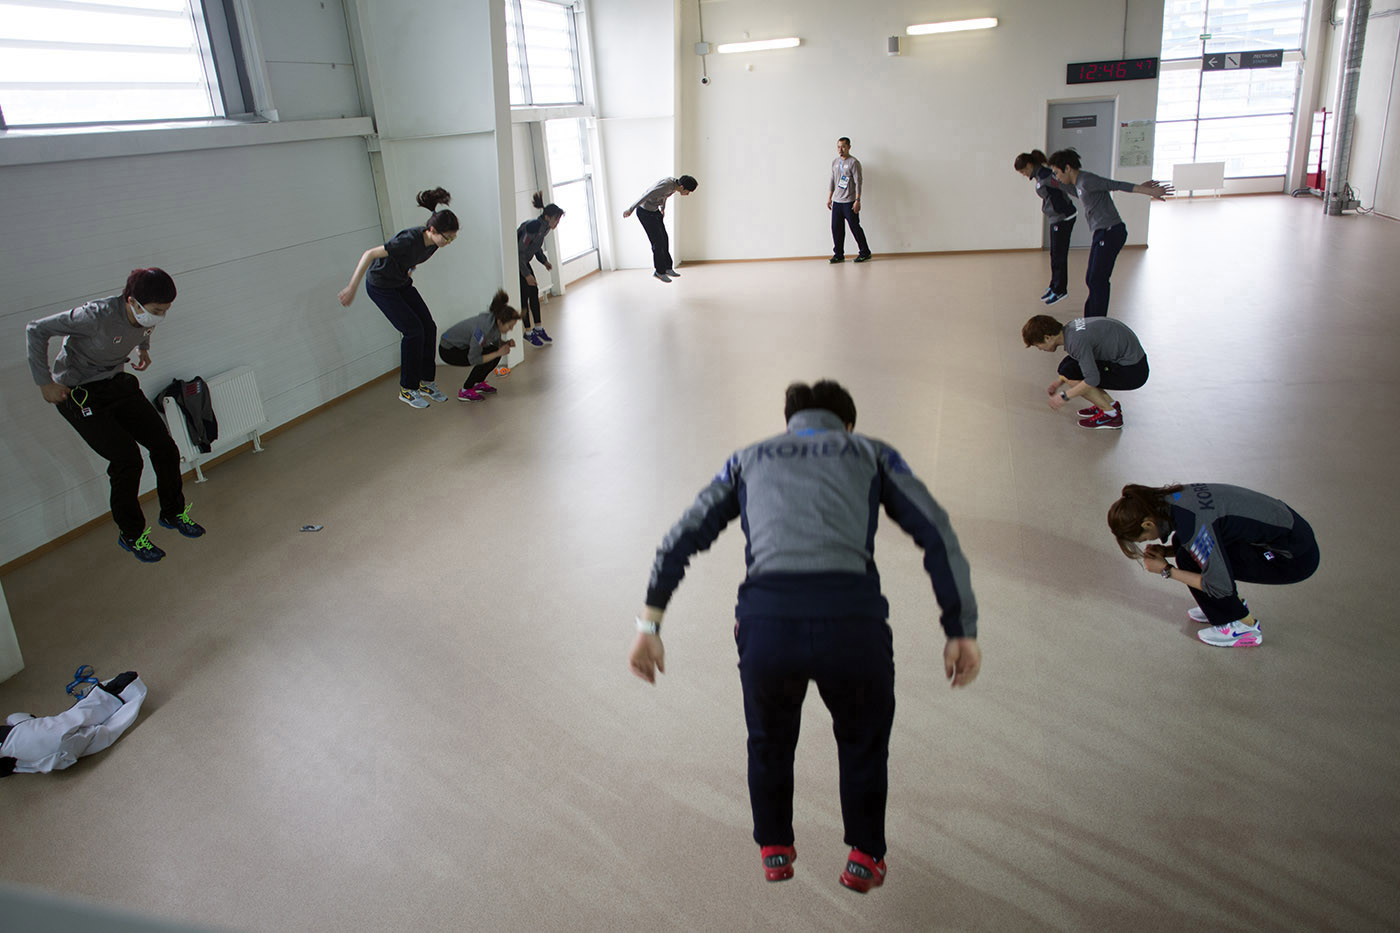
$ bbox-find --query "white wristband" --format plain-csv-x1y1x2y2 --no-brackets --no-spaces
636,616,660,635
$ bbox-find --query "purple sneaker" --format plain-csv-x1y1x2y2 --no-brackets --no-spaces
534,327,553,344
524,330,544,348
473,382,497,394
457,388,484,402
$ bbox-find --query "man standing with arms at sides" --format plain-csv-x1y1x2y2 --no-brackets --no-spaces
828,137,871,264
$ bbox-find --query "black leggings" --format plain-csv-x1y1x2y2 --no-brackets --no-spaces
365,283,437,389
439,344,498,388
519,273,541,329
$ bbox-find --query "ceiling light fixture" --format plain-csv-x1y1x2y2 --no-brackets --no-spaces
715,37,801,54
906,17,998,36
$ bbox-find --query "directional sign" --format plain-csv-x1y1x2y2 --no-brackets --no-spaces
1203,49,1285,71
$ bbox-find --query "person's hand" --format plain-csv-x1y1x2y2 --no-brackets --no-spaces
1143,554,1169,574
505,339,516,349
623,209,633,218
944,638,981,688
1143,544,1168,561
543,261,553,271
1046,381,1062,397
852,199,861,213
1142,180,1174,200
1048,393,1066,411
629,632,665,684
132,348,151,371
337,285,356,307
40,382,70,404
826,197,833,209
525,275,537,287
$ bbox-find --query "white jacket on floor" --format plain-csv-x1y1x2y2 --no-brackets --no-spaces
1,675,147,774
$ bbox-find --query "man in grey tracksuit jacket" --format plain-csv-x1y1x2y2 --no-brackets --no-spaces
628,384,980,880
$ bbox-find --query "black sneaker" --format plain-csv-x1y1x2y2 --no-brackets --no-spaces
663,269,680,277
158,504,206,538
829,257,844,264
854,254,872,263
118,529,166,563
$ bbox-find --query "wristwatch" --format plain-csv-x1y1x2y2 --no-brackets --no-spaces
636,617,661,635
1058,390,1068,400
1160,565,1174,579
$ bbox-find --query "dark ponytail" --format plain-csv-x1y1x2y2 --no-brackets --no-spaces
488,288,522,326
1047,148,1082,172
1013,149,1047,171
531,191,565,219
417,187,459,233
784,379,856,427
121,267,177,306
1107,483,1183,557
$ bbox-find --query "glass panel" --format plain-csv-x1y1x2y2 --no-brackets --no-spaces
546,117,588,182
504,0,526,106
520,0,579,105
550,179,595,261
1198,62,1300,118
1195,113,1294,175
1204,0,1308,53
1152,120,1199,179
1156,67,1203,122
1161,0,1208,60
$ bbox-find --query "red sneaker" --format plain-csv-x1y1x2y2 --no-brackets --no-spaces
1078,401,1123,430
1077,405,1101,417
839,849,886,893
760,845,796,882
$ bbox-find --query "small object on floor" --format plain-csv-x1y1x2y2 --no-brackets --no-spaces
664,268,681,277
300,524,324,533
418,381,448,402
66,665,99,700
1045,292,1069,305
1,673,148,776
472,382,497,394
399,389,430,409
760,845,796,882
1078,402,1123,430
457,388,484,402
118,529,165,563
158,503,205,538
828,257,844,264
653,272,673,283
1198,619,1263,647
534,327,553,344
495,364,512,378
839,849,887,893
854,253,872,263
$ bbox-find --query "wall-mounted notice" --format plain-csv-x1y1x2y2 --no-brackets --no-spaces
1118,120,1154,168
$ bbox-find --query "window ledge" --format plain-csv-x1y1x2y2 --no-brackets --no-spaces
0,116,376,168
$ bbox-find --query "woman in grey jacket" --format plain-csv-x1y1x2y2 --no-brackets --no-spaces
1015,149,1077,304
517,192,564,347
438,290,521,402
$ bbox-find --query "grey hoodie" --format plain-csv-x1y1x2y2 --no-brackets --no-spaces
27,295,153,387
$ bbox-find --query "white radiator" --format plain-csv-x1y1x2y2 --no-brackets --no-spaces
1172,161,1226,196
161,365,267,483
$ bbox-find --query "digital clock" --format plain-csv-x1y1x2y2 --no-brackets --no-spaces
1066,57,1159,84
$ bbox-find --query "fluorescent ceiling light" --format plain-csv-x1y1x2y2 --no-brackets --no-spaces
906,17,998,36
715,37,801,54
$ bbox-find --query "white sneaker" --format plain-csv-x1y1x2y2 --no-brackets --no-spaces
1189,599,1245,624
1197,620,1262,647
417,381,448,402
398,389,430,409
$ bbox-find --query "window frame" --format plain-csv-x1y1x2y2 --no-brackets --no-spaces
505,0,585,110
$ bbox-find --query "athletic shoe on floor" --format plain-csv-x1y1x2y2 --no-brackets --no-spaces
1189,600,1246,624
854,253,872,263
1078,405,1101,417
653,272,672,282
1040,287,1056,301
158,503,206,538
418,381,448,402
760,845,796,882
839,849,886,894
399,389,430,409
495,364,512,378
457,388,484,402
524,330,545,347
118,529,165,563
1198,619,1263,647
534,327,553,344
664,268,680,277
1045,292,1069,305
829,257,845,264
472,382,497,394
1078,402,1123,430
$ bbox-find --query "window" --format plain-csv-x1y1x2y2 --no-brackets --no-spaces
545,117,596,261
0,0,226,128
505,0,583,108
1152,0,1310,179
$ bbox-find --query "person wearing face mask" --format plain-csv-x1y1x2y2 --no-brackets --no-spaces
26,267,206,563
339,187,459,408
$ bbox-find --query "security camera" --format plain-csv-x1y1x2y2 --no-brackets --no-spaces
700,75,711,86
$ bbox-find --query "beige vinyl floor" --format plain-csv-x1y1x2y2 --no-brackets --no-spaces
2,195,1398,931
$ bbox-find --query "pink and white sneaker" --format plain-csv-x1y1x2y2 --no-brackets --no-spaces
1197,619,1262,647
472,382,497,394
457,388,484,402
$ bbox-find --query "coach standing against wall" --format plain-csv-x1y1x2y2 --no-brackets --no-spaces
828,137,871,263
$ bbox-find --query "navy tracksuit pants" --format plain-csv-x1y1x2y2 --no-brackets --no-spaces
1173,509,1320,624
1083,222,1128,318
366,282,438,390
736,615,895,860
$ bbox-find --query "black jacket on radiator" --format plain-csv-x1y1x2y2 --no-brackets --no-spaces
155,377,219,453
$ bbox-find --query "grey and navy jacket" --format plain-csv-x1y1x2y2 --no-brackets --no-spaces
627,178,680,214
1163,483,1314,598
517,214,549,279
1061,169,1136,232
646,409,978,638
439,309,501,366
1033,166,1076,222
26,295,153,387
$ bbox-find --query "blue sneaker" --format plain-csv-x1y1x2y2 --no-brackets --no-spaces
158,503,206,538
534,327,552,344
1045,292,1068,305
118,528,166,563
524,330,544,347
1040,287,1055,301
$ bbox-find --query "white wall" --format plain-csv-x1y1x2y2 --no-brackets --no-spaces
670,0,1164,259
253,0,364,121
589,0,678,270
0,582,21,684
1317,6,1400,217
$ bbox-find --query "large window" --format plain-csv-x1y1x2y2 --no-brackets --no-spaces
545,117,596,261
505,0,583,107
0,0,225,128
1153,0,1310,179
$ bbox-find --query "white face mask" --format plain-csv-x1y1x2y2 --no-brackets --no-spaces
130,298,164,328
